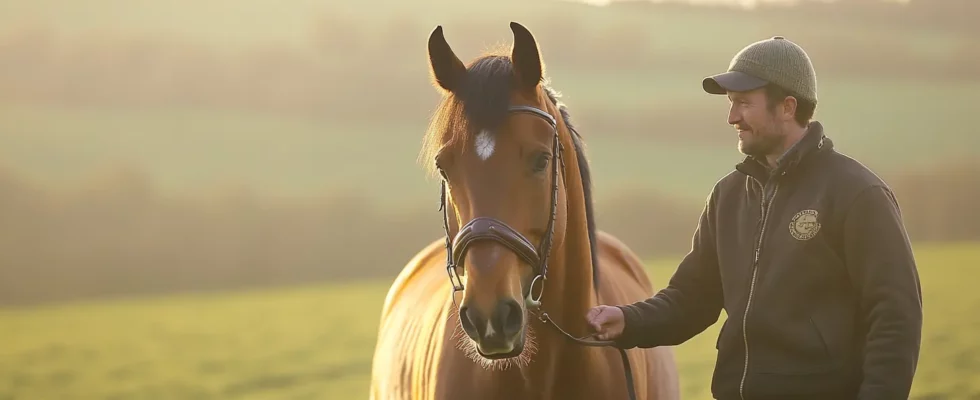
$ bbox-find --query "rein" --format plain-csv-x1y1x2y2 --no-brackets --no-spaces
537,311,637,400
438,104,637,400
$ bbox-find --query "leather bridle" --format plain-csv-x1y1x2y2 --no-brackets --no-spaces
438,104,637,400
442,105,562,309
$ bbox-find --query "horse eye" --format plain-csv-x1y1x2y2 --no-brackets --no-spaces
532,152,550,173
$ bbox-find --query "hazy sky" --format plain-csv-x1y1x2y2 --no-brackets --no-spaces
570,0,907,7
570,0,790,7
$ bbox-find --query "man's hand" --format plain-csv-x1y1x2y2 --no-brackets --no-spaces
586,305,626,341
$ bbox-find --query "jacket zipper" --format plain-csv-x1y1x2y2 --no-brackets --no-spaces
739,178,780,400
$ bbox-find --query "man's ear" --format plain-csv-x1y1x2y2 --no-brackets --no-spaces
781,95,798,121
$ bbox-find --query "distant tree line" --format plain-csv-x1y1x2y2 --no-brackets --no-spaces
0,162,977,306
1,0,975,305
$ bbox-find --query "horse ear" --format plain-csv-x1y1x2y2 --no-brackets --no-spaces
427,25,466,93
509,22,543,90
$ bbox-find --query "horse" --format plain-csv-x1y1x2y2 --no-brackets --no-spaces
369,22,680,400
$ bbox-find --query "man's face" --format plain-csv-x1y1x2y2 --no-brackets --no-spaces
727,88,785,158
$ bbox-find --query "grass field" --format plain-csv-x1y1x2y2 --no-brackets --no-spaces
0,241,977,399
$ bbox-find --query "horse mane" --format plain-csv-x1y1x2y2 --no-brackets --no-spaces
419,52,601,290
546,86,602,291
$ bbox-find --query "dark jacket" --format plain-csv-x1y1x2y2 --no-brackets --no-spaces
615,121,923,400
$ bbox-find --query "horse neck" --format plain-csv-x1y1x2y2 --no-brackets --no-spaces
539,194,595,336
526,131,602,388
542,118,597,335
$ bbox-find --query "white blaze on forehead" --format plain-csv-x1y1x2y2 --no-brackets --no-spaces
474,129,495,161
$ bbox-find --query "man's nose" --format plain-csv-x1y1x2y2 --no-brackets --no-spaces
728,107,740,126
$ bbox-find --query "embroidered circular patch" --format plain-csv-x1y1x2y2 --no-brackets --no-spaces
789,209,821,241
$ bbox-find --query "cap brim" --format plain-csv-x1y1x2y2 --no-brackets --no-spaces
702,71,768,95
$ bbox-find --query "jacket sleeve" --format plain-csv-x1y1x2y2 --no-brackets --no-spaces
843,185,923,400
613,186,725,349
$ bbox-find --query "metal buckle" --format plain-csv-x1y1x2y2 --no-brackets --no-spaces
525,274,545,310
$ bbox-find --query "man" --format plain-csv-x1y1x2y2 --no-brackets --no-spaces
586,36,923,400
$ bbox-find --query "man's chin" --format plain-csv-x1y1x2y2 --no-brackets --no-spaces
737,141,753,156
738,141,767,158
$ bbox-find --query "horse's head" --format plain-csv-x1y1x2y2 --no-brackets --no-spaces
421,22,573,366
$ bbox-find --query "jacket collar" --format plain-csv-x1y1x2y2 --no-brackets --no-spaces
735,120,832,183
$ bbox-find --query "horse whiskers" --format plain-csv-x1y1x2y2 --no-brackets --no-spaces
449,310,540,371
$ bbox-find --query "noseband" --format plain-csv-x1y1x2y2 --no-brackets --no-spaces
437,104,637,400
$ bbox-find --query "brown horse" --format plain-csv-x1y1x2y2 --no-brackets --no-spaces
369,22,680,400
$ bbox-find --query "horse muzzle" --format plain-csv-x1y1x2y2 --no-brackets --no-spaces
459,298,525,358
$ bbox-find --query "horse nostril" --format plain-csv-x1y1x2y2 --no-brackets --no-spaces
459,306,483,337
497,299,524,337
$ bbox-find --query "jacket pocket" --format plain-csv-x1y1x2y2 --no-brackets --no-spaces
809,317,832,360
753,314,838,375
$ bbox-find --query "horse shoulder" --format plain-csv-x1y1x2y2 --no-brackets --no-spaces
371,238,455,400
377,238,446,321
594,230,656,296
593,231,682,400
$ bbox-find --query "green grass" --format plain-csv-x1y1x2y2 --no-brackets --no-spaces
0,282,385,399
0,241,977,399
